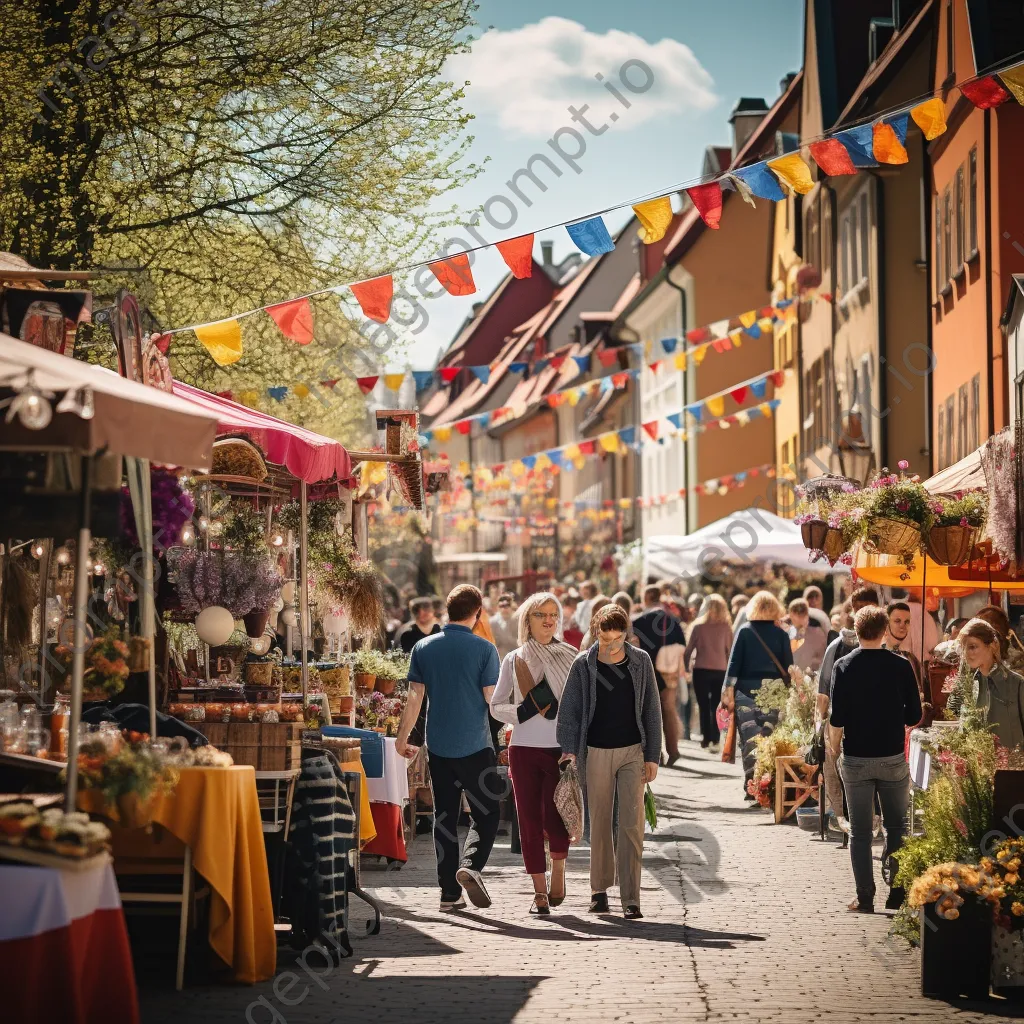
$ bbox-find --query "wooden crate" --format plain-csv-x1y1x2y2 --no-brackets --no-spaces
229,723,261,746
257,722,303,770
198,722,229,748
226,745,259,768
774,755,817,824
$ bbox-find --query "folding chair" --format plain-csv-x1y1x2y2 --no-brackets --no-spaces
255,768,300,932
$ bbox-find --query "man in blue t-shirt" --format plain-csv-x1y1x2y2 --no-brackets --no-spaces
396,583,501,911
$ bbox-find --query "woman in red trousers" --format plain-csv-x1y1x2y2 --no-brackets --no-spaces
490,591,579,914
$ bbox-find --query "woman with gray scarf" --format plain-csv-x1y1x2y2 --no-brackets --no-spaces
490,592,579,914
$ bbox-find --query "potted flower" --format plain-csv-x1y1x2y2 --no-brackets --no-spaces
54,627,131,701
862,462,935,566
375,651,410,695
982,838,1024,996
926,490,987,566
353,647,385,692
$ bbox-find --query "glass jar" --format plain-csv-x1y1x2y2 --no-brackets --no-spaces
50,694,70,756
183,704,206,722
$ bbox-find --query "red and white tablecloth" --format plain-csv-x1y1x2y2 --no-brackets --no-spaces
363,737,410,862
0,859,140,1024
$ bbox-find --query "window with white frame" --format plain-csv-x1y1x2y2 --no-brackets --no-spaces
839,184,871,297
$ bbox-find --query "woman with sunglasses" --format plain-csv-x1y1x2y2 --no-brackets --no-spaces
490,592,579,914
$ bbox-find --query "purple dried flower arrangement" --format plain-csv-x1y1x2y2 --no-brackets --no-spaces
169,549,282,618
121,469,195,553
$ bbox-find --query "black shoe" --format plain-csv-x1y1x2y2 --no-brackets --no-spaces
623,905,644,920
885,886,906,911
743,792,756,802
529,894,551,916
589,892,610,913
847,899,874,914
666,753,680,768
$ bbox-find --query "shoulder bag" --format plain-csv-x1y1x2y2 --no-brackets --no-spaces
553,760,584,843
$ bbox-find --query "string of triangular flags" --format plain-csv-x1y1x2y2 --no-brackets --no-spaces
164,60,1024,370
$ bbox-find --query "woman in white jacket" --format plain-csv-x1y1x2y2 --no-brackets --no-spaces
490,591,578,915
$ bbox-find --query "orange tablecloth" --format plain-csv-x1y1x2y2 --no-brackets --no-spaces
347,759,377,847
150,766,275,983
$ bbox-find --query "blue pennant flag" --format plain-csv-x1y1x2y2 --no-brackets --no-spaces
660,337,678,354
685,403,704,422
775,297,794,309
618,426,636,445
419,432,432,445
268,386,288,401
521,454,537,470
747,405,763,420
477,412,492,429
412,370,434,392
749,378,768,399
735,472,748,483
836,124,877,167
768,398,782,412
471,365,491,384
509,361,528,374
572,355,590,374
886,111,909,145
535,358,550,374
566,216,615,256
548,450,564,467
629,368,641,380
731,162,786,201
744,322,762,339
666,412,683,429
600,376,614,393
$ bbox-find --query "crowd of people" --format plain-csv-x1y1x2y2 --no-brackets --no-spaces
387,573,1024,919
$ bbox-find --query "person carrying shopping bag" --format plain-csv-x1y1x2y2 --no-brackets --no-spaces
490,592,578,915
557,604,662,919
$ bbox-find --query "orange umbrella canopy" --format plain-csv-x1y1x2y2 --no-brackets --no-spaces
852,550,1024,593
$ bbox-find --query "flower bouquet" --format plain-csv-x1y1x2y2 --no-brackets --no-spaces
925,490,987,566
168,548,281,618
53,627,131,700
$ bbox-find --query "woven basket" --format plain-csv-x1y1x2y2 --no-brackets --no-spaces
211,437,268,481
245,661,274,686
925,524,975,566
320,666,351,696
866,517,921,557
800,519,829,551
821,528,847,564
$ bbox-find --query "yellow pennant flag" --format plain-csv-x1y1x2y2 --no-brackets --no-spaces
999,66,1024,105
292,383,310,399
757,317,774,333
618,498,632,509
910,96,947,139
194,318,243,366
691,345,708,366
767,153,814,195
434,426,452,442
729,329,744,349
456,460,469,475
384,372,405,391
567,387,582,407
510,460,526,477
564,443,581,461
632,195,673,243
599,431,620,453
739,310,758,329
239,389,260,407
759,402,774,417
572,456,586,470
534,453,552,471
705,395,725,417
673,352,687,370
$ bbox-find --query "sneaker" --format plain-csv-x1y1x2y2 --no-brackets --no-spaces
455,867,491,908
440,893,466,911
708,741,721,754
589,892,611,913
623,905,644,920
836,815,852,835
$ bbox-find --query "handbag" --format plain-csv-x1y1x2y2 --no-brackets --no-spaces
655,643,685,687
513,656,555,719
805,722,827,766
553,760,584,843
721,712,737,764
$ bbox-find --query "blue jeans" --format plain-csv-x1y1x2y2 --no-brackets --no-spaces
839,753,910,904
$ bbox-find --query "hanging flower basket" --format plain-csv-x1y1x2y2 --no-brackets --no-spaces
821,528,847,565
866,517,921,557
243,607,272,639
925,524,975,566
800,519,829,551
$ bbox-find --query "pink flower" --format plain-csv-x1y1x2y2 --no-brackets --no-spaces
898,460,909,470
959,517,970,527
955,819,968,837
896,500,910,512
840,552,853,565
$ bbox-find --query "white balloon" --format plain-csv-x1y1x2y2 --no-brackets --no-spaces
281,582,296,604
280,606,299,627
195,605,235,646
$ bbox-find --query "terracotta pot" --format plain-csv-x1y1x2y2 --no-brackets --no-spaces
243,607,272,639
354,672,376,693
866,517,921,557
925,524,975,566
374,677,396,695
800,519,829,551
117,791,157,830
337,695,354,716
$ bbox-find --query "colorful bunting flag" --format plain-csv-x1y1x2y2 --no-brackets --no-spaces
808,138,857,176
578,440,596,456
384,372,405,392
686,403,704,422
686,182,723,229
618,426,636,445
611,371,630,389
910,97,947,139
649,360,662,374
673,352,687,370
660,337,678,354
412,370,434,391
960,75,1011,109
691,345,708,366
356,375,378,395
549,355,567,370
633,195,674,243
433,426,452,442
768,153,814,194
566,387,583,407
521,455,537,469
194,319,243,366
292,384,310,399
439,366,461,384
599,432,619,453
430,254,476,296
642,420,659,441
597,349,619,368
729,386,748,404
350,275,393,323
495,234,534,278
572,355,590,374
730,162,785,202
478,412,492,429
266,297,314,345
872,115,908,164
749,378,767,399
509,361,528,374
738,310,758,329
771,369,785,387
471,365,491,384
999,66,1024,105
268,386,288,401
239,389,259,407
455,420,472,435
836,125,878,168
566,216,615,256
725,173,757,207
705,395,725,417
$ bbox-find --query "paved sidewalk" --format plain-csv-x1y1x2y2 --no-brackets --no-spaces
137,742,1022,1023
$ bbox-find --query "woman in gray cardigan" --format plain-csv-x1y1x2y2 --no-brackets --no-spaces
557,604,663,918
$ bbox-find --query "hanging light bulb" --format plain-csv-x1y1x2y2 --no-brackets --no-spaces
55,546,71,566
180,523,195,545
12,388,53,430
198,516,209,532
55,386,95,421
30,542,45,559
270,531,285,547
93,562,106,576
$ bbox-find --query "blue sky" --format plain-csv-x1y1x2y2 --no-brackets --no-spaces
400,0,804,368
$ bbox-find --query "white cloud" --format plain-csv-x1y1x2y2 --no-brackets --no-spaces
446,17,717,137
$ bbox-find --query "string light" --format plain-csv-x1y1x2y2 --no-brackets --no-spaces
30,542,45,559
55,546,71,566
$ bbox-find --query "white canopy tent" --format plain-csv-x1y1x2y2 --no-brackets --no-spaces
643,508,851,582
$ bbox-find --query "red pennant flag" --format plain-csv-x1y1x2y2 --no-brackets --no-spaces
721,474,735,487
602,500,614,508
749,467,761,477
611,371,630,388
686,327,709,343
597,348,619,367
350,276,393,323
578,440,596,456
496,234,534,279
649,360,662,374
642,420,659,441
711,337,733,353
759,306,775,318
321,379,338,389
549,355,566,370
729,386,748,404
265,297,314,345
808,138,857,176
493,463,505,473
685,182,723,229
723,415,738,426
960,75,1011,109
356,376,378,395
216,390,234,399
152,332,172,355
771,369,785,387
429,254,476,296
439,367,461,384
455,419,472,435
693,483,705,496
547,393,566,408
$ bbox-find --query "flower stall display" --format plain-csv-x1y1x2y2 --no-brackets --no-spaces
925,490,988,566
53,626,131,701
353,647,388,692
356,691,404,735
374,650,410,695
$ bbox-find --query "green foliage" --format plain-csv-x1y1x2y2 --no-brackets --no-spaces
754,678,790,715
222,502,270,556
864,472,936,531
354,647,389,676
933,490,988,528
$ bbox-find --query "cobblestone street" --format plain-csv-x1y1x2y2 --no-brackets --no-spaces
136,742,1024,1024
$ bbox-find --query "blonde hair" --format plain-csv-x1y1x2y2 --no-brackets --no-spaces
746,590,784,622
517,592,563,646
696,593,731,627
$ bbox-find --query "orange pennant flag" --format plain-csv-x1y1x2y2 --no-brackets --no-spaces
495,235,534,279
265,297,314,345
350,276,393,323
430,254,476,296
872,122,908,164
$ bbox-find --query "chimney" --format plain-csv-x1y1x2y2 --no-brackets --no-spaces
779,72,798,95
729,97,769,160
541,240,554,268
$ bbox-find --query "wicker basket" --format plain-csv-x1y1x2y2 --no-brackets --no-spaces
211,437,268,481
821,528,847,564
925,524,975,566
245,661,274,687
800,519,829,551
866,517,921,557
320,666,351,696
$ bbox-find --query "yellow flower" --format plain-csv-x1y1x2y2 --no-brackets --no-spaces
999,849,1011,862
1009,859,1021,871
1006,874,1019,886
1012,902,1024,917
